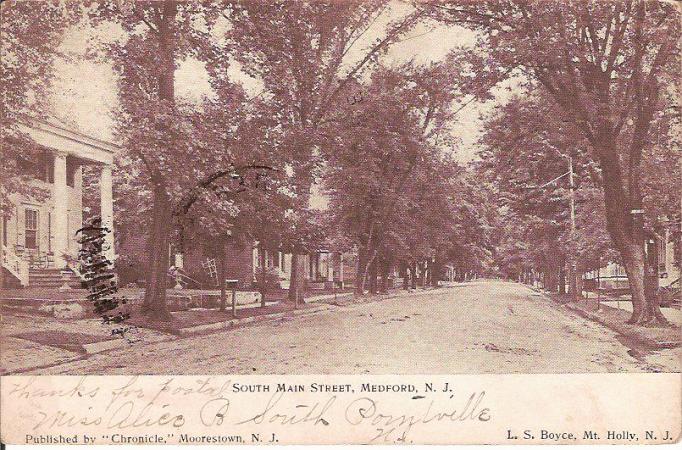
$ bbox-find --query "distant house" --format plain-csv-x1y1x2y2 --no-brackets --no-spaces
1,119,117,288
584,224,680,291
654,225,681,286
176,242,356,292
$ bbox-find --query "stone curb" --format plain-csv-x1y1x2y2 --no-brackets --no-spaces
5,305,333,373
304,292,354,304
172,287,434,336
81,333,174,354
3,354,91,375
81,338,129,354
175,304,331,337
14,304,332,361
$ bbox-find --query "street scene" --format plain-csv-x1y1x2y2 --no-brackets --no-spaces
7,281,681,375
1,0,681,376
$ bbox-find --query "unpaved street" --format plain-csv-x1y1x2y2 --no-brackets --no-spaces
27,280,681,374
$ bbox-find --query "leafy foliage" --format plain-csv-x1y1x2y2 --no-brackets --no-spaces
0,1,76,215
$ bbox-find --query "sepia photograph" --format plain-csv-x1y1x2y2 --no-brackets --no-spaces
0,0,680,444
1,0,680,376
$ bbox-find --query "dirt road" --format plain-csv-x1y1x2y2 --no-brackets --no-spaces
24,280,681,374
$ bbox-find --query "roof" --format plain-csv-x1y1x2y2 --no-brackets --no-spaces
17,117,119,165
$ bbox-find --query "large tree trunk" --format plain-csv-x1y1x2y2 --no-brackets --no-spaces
568,264,577,299
620,242,648,321
355,247,364,294
545,266,558,292
142,2,177,322
378,259,387,293
142,184,173,322
431,256,440,287
598,146,668,325
0,213,4,288
379,258,388,293
368,259,378,294
558,259,566,294
575,267,585,299
357,222,379,295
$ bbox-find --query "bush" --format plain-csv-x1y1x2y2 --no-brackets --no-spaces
115,254,146,287
254,267,282,291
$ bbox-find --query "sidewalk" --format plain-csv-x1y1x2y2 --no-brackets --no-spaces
563,300,680,348
129,301,332,336
1,313,171,374
521,284,680,350
600,299,682,327
2,287,426,374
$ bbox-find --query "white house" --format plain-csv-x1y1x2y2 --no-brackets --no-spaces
1,119,118,288
584,225,680,291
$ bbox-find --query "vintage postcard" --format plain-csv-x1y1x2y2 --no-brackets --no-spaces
1,0,680,445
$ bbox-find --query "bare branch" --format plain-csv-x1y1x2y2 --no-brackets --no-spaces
132,6,159,33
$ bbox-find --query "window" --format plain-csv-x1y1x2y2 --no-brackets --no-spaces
25,209,39,249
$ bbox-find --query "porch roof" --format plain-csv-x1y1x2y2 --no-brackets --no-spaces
17,117,119,165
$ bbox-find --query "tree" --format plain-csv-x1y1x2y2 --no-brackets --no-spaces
478,91,616,291
222,0,423,301
279,208,326,306
442,170,498,281
321,61,466,293
0,2,76,214
0,2,78,289
431,0,681,325
322,92,421,293
90,2,270,320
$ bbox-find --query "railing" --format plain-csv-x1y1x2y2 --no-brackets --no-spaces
65,258,86,281
28,252,56,269
2,247,29,286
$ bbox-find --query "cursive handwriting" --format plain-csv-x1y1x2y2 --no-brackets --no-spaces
344,392,490,443
236,391,335,426
9,377,492,443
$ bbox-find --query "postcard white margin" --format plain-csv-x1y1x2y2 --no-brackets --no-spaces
1,373,680,445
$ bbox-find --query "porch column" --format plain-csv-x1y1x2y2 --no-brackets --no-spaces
326,253,333,282
53,152,69,268
100,165,115,262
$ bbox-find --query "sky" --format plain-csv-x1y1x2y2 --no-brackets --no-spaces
49,1,509,164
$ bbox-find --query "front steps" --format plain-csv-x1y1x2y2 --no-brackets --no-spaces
28,268,81,289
